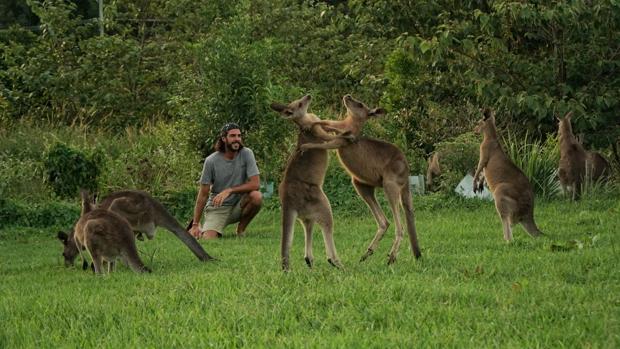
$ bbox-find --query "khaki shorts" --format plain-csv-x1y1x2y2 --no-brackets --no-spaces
201,200,243,234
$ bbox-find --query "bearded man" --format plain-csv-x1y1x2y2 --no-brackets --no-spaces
189,122,262,239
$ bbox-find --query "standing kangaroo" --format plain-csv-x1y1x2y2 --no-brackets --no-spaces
301,95,421,264
70,191,151,274
426,152,441,191
270,95,344,271
472,109,543,241
558,112,610,200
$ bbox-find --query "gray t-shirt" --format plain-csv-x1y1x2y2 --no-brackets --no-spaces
199,147,260,206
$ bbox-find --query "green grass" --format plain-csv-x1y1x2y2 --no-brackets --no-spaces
1,198,619,348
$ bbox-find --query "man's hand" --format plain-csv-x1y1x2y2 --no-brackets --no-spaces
212,188,233,207
189,224,202,239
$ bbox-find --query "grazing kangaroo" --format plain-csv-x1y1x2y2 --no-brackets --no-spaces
270,95,344,271
301,95,421,264
70,191,151,274
472,109,543,241
558,112,610,200
97,190,214,261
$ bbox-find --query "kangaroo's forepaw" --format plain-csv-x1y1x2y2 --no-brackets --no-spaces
304,257,313,268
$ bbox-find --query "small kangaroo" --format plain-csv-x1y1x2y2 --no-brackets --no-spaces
97,190,214,261
270,95,344,271
70,191,151,274
426,152,441,190
472,109,543,241
301,95,421,264
558,112,610,200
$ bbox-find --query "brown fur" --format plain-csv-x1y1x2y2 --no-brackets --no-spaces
73,191,150,274
472,109,543,241
426,152,441,190
558,112,610,200
98,190,214,261
301,95,421,264
270,95,344,271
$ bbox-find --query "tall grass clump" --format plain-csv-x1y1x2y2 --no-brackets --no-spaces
503,131,560,200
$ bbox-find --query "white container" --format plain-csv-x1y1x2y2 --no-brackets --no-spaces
409,175,425,195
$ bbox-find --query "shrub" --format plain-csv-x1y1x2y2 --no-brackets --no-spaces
431,132,480,194
43,143,103,199
503,132,560,200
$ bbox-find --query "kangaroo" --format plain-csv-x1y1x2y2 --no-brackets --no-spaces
97,190,214,261
472,108,543,241
426,152,441,190
270,95,344,271
300,95,421,264
69,190,151,274
558,112,610,200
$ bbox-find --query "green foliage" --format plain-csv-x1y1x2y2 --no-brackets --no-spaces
432,132,480,194
503,131,560,200
98,122,200,196
0,197,79,229
43,143,103,198
384,1,620,149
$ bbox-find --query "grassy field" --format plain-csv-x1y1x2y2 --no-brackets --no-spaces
1,197,619,348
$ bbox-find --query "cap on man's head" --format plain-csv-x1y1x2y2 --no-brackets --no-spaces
220,122,241,136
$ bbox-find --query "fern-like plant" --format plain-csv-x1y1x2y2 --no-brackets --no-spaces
503,132,561,200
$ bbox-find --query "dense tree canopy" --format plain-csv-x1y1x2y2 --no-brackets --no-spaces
1,0,618,159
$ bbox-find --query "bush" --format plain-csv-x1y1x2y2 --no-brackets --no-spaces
43,143,103,199
431,132,480,194
503,132,560,200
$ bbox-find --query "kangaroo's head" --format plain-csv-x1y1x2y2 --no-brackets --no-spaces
57,230,85,269
557,111,574,138
475,108,496,135
342,95,386,126
270,95,312,127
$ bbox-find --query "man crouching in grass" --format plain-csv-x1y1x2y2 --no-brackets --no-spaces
189,122,262,239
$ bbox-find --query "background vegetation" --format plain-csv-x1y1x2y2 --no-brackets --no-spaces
1,0,619,206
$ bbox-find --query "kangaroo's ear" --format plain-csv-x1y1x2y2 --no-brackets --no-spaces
57,231,68,244
482,108,494,120
270,103,288,113
369,108,387,118
564,111,573,120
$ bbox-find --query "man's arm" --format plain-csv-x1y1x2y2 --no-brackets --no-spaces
212,175,260,207
189,183,211,237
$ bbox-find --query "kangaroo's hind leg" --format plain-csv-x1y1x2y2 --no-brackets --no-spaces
281,206,297,271
493,186,517,241
384,181,405,265
300,218,315,268
315,198,342,269
353,179,389,262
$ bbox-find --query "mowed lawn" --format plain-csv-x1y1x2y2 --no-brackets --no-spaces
1,197,619,348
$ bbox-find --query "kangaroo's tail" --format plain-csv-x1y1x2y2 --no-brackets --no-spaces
152,200,216,261
124,240,151,273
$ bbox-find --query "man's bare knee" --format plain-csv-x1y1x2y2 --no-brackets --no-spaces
245,190,262,208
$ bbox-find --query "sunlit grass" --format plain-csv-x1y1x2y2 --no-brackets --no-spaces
1,197,619,347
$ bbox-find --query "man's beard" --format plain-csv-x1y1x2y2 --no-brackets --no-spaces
225,141,243,152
